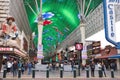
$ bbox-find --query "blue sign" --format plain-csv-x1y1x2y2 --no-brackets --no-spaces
103,0,120,49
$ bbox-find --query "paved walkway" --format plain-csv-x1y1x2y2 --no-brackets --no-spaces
0,70,120,80
0,65,120,80
0,78,120,80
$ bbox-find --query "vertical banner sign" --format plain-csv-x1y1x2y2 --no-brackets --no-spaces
103,0,120,48
37,22,44,59
37,44,44,59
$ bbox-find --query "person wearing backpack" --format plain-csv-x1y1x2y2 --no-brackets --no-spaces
90,61,95,77
110,62,116,71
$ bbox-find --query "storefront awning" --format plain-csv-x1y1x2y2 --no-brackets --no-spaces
109,54,120,58
0,47,27,58
14,48,26,57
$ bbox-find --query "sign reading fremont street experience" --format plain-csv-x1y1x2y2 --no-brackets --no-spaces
103,0,120,49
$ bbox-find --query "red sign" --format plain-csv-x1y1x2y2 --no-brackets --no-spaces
75,43,83,50
0,47,13,51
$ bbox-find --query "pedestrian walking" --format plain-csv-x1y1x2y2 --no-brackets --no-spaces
90,62,95,77
7,61,12,73
97,62,103,77
110,62,116,71
102,63,106,77
12,61,18,77
71,60,74,72
21,63,25,74
28,62,32,75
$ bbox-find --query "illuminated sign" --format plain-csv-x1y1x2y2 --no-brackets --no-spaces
0,47,13,51
75,43,83,51
37,44,44,59
103,0,120,49
92,41,101,48
92,48,101,54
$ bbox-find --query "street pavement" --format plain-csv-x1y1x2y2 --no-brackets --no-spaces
0,70,120,80
0,65,120,80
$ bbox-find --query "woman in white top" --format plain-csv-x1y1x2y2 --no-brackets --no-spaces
97,62,102,69
7,61,12,73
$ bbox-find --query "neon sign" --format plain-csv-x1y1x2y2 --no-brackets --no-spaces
103,0,120,49
75,43,83,51
0,48,13,51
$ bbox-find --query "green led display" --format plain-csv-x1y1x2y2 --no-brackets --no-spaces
23,0,102,56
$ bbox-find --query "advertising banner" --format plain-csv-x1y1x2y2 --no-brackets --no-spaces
37,44,44,59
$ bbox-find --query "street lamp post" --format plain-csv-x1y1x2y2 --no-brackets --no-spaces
78,50,82,76
75,43,83,76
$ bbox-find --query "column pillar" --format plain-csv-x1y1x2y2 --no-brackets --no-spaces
80,23,86,66
37,21,44,64
117,50,120,70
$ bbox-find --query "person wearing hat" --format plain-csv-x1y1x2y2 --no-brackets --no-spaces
1,17,18,40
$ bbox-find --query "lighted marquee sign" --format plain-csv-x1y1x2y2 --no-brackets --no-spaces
103,0,120,48
0,47,13,51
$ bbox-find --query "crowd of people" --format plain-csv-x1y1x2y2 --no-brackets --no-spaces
1,57,117,78
2,58,35,77
85,61,116,77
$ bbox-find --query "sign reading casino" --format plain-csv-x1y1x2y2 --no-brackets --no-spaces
103,0,120,49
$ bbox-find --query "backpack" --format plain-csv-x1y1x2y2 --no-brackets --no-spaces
28,63,32,68
110,63,115,68
91,64,95,69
